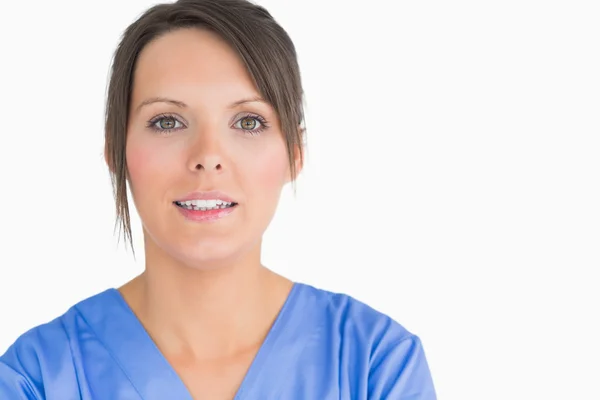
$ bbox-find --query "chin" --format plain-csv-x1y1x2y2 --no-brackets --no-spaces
166,236,250,270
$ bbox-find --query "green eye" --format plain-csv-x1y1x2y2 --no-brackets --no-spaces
147,114,185,134
158,117,177,130
234,113,268,136
240,117,257,130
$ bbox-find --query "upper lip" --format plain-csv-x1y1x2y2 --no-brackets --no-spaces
174,191,237,203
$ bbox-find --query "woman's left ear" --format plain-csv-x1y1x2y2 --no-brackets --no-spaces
286,126,305,183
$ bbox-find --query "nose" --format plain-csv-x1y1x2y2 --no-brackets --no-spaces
187,126,225,173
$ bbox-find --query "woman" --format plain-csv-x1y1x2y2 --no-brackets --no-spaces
0,0,436,398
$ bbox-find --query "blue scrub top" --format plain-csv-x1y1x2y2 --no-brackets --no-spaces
0,282,436,399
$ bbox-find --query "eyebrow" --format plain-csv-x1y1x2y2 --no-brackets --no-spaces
228,96,268,109
135,97,187,112
134,95,268,113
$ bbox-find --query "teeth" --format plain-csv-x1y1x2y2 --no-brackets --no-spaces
176,199,234,211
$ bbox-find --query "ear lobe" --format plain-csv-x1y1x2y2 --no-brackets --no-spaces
104,141,119,176
285,142,304,184
294,143,304,177
286,125,305,183
104,146,114,174
296,126,306,175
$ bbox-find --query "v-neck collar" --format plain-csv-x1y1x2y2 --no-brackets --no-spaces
232,282,316,399
74,282,312,400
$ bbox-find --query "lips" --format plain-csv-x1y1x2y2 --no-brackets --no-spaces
173,198,238,222
174,190,237,204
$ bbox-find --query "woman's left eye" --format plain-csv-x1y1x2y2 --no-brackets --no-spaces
233,114,268,135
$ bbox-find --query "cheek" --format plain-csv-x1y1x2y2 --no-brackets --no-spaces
247,143,289,193
126,136,175,197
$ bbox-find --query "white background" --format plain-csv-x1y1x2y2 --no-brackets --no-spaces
1,0,599,398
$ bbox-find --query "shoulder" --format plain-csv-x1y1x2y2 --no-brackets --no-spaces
296,283,437,399
0,313,71,399
298,282,415,343
0,289,114,399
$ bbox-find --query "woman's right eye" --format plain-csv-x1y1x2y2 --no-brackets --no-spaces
147,115,185,133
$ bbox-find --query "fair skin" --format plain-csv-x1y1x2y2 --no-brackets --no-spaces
109,27,302,399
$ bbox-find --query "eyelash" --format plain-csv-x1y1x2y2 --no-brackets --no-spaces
146,112,269,136
235,113,270,136
146,113,184,134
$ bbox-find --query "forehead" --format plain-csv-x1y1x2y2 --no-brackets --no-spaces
132,28,257,105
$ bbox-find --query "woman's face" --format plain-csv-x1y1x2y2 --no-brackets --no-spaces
124,28,296,268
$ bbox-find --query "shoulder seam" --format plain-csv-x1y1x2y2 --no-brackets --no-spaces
369,332,419,372
0,359,41,399
72,304,145,399
59,314,84,397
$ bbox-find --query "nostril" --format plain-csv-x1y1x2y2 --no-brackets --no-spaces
193,163,222,171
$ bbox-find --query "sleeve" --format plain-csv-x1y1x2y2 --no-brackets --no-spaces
368,334,437,400
0,361,41,400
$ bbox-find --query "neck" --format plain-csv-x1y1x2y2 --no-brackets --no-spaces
119,239,293,361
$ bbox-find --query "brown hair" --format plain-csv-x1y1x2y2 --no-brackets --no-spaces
104,0,305,253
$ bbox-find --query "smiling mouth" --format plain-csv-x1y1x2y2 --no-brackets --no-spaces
173,200,238,211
